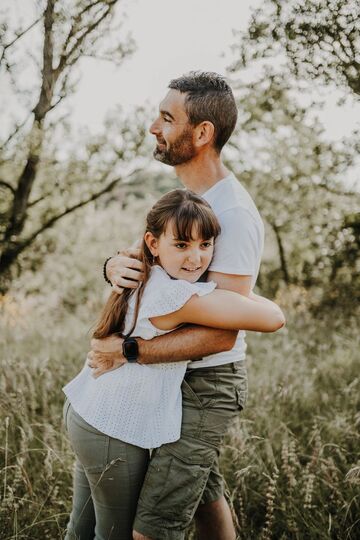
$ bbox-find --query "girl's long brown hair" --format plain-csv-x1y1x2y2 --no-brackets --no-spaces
93,189,221,339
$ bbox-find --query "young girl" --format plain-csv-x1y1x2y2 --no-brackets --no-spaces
63,189,284,540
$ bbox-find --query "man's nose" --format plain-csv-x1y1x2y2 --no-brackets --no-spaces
149,118,160,135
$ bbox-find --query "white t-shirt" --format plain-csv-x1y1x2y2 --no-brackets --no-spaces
188,173,264,369
63,266,216,449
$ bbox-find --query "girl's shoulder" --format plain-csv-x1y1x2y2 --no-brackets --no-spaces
139,266,217,320
149,265,172,283
142,265,178,302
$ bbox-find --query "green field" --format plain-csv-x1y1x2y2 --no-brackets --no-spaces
1,293,359,539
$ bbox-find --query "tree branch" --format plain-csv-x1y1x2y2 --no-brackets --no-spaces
59,0,109,58
20,170,142,251
33,0,56,121
0,16,42,66
0,180,15,195
0,113,32,150
47,93,65,113
3,0,57,244
316,182,359,197
27,193,50,208
55,2,115,75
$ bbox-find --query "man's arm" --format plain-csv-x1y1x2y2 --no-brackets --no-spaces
136,273,251,364
89,274,251,376
106,248,144,294
138,325,237,364
89,326,237,377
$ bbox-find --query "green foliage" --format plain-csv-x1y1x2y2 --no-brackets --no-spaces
0,0,143,292
226,0,360,304
0,308,84,539
9,189,171,307
231,0,360,96
0,106,152,291
225,71,359,302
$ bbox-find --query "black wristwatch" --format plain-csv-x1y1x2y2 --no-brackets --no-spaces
122,337,139,363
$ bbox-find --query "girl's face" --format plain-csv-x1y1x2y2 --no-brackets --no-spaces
145,222,215,283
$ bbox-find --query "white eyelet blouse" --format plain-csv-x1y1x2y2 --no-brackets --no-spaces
63,266,216,449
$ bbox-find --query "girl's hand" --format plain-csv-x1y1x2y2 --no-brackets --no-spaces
87,336,127,378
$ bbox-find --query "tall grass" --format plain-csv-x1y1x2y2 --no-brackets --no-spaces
221,308,360,539
0,297,90,539
1,291,359,539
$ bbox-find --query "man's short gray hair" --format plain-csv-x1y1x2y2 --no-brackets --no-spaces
169,71,238,153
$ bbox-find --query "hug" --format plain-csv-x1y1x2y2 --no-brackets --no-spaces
63,71,285,540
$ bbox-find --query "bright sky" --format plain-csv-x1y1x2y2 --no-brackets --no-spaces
70,0,258,131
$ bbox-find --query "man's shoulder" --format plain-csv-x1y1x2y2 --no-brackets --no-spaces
206,173,260,218
212,176,264,256
215,179,263,233
218,206,263,235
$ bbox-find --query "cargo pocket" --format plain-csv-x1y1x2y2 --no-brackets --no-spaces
138,445,213,528
182,373,217,409
235,386,247,411
182,379,204,409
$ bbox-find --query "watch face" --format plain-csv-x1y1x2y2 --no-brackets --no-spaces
123,338,138,361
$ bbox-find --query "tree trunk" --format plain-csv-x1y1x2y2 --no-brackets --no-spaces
3,0,56,244
270,222,290,284
0,0,132,292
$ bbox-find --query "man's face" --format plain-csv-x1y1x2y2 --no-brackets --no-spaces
150,90,197,166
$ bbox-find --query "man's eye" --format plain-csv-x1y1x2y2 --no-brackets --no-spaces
164,117,171,123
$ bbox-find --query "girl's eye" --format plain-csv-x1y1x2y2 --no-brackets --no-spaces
175,243,187,249
201,241,213,248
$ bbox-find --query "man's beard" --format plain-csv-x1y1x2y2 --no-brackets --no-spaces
153,127,196,166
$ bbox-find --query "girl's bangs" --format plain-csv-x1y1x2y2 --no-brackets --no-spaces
170,203,221,241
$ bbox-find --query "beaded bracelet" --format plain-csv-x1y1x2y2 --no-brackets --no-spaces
103,256,113,285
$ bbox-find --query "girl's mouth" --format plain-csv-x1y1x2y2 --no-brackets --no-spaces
182,267,201,272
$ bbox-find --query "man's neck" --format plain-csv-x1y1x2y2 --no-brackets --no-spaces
174,152,230,195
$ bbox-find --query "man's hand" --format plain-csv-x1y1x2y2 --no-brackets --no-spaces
88,336,127,378
106,248,144,295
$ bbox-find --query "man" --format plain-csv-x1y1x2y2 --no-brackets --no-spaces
90,71,265,540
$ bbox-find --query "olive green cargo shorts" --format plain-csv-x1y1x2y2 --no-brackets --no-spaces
133,361,247,540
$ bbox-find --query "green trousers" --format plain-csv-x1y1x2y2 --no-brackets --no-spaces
63,400,149,540
133,361,247,540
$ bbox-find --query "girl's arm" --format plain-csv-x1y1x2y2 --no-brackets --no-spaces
150,289,285,333
248,290,280,306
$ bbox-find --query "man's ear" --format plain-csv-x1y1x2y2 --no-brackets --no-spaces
194,121,215,148
144,232,159,256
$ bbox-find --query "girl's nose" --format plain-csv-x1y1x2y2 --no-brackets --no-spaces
187,250,201,265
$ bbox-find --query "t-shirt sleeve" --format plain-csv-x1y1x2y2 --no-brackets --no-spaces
208,207,263,276
139,274,217,321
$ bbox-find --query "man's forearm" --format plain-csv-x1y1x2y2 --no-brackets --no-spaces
137,325,237,365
